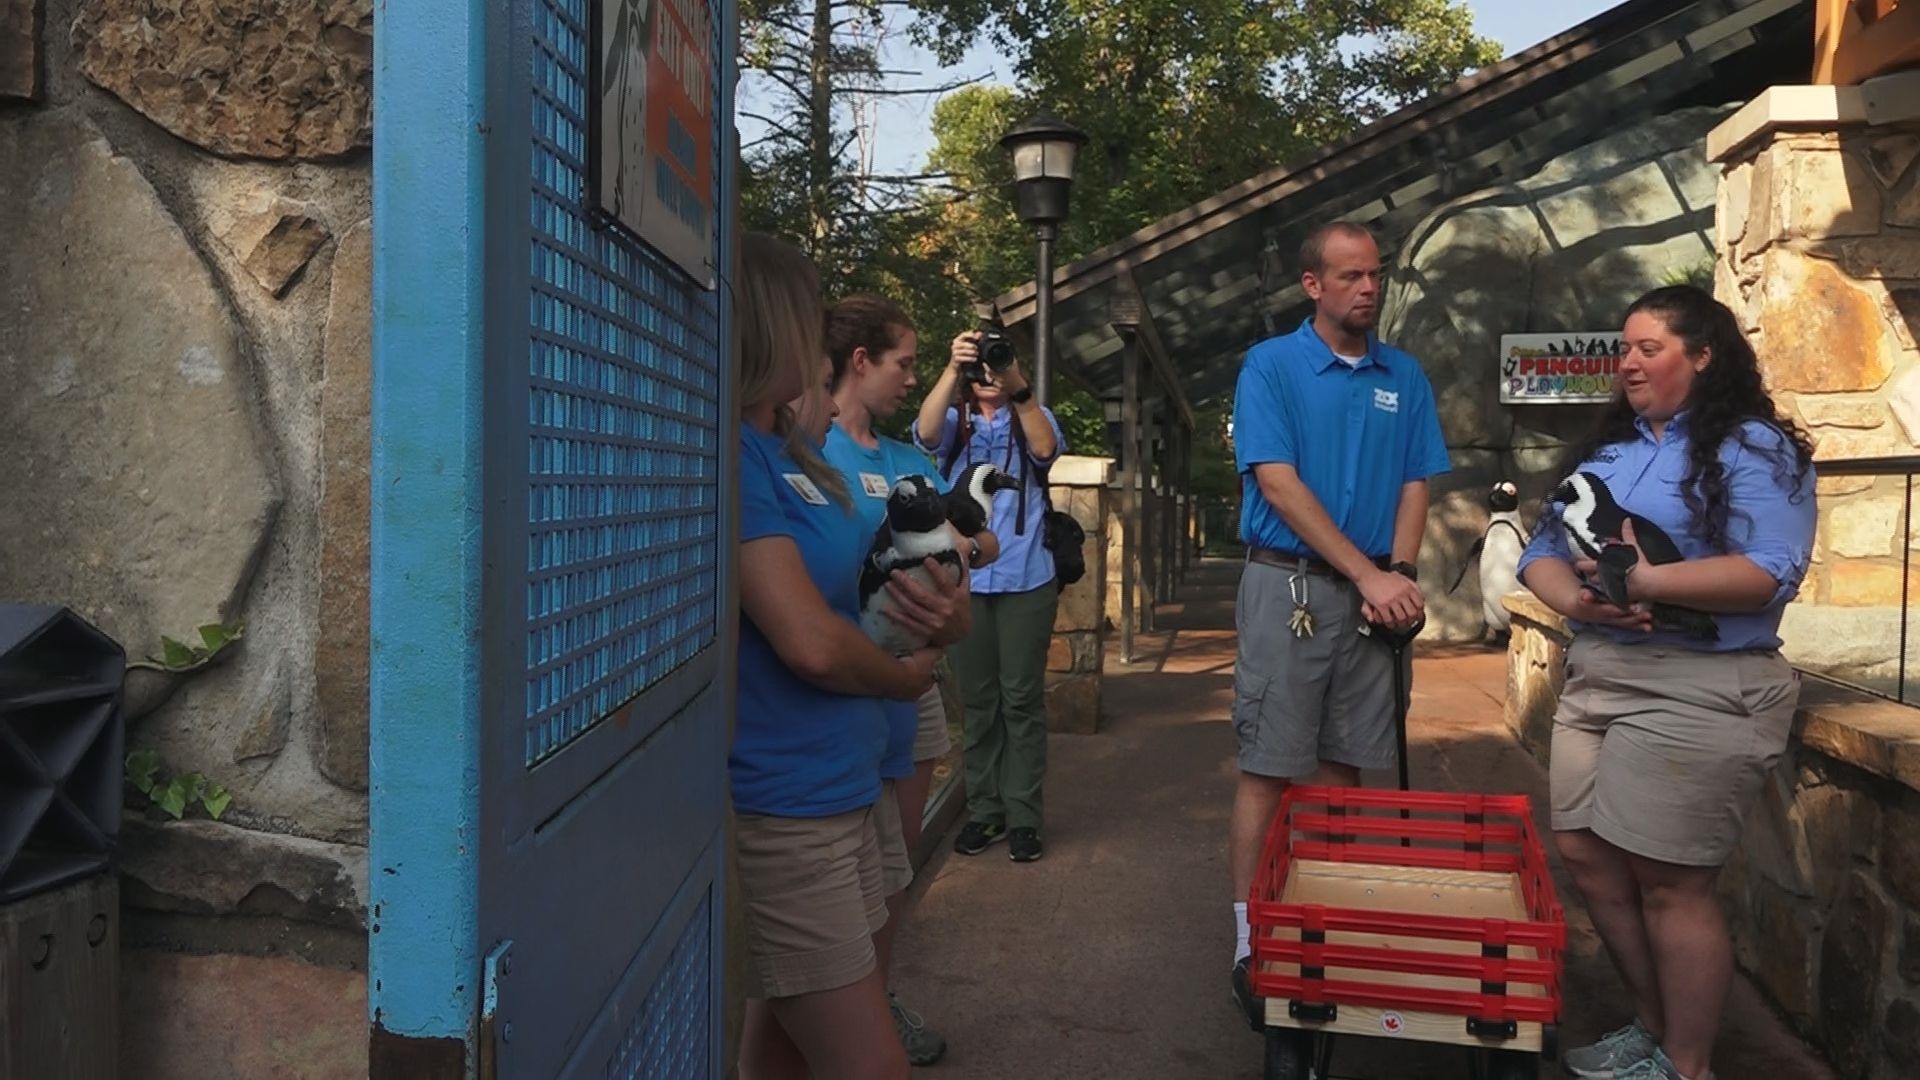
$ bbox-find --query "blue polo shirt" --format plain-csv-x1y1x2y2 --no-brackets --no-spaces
1517,415,1816,652
823,423,942,780
914,404,1066,594
733,422,887,817
1233,319,1452,558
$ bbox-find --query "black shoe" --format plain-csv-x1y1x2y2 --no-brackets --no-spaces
953,821,1006,855
1008,827,1043,862
1231,957,1263,1032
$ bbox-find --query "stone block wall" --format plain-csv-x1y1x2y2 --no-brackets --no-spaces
1046,456,1113,734
1708,78,1920,696
0,2,371,1074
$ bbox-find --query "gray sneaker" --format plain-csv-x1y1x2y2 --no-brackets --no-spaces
890,992,947,1066
1614,1049,1715,1080
1564,1020,1657,1078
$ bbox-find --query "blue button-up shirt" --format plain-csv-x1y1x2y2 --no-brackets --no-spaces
1517,415,1817,652
915,404,1065,594
1233,319,1452,558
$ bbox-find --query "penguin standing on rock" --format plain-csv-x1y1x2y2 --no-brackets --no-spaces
858,463,1017,654
1448,481,1529,641
1551,470,1720,642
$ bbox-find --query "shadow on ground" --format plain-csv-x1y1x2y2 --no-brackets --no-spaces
891,559,1835,1079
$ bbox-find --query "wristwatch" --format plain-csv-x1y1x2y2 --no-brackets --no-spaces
1009,385,1034,405
1390,560,1419,582
965,537,984,568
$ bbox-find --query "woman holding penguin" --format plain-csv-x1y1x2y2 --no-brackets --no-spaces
1518,284,1816,1080
731,234,969,1080
821,292,1008,1066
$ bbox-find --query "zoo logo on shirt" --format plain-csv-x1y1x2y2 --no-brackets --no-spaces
1373,388,1399,414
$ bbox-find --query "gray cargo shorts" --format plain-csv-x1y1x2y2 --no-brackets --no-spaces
1232,559,1408,778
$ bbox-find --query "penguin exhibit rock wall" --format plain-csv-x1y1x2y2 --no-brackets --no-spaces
1377,105,1736,641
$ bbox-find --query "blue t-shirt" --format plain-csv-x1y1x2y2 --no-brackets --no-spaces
1232,319,1452,558
823,423,941,779
732,422,887,817
1516,415,1816,652
913,405,1066,594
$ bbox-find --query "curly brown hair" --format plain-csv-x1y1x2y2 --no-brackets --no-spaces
1555,285,1814,552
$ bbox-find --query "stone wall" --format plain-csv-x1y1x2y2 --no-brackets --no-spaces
1707,76,1920,695
1046,456,1112,734
1504,598,1920,1077
1380,105,1736,641
0,1,371,1073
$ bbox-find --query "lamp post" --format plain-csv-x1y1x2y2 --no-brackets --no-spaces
1000,111,1088,407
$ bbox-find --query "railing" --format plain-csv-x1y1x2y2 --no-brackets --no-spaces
1785,456,1920,705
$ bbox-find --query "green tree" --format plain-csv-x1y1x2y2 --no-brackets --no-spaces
909,0,1500,459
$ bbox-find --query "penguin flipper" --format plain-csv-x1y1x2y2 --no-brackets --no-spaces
1594,544,1639,609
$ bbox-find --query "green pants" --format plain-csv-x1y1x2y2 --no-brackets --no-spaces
948,584,1058,831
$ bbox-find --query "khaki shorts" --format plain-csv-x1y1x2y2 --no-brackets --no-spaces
734,807,889,999
1551,636,1800,867
1232,560,1408,779
872,779,914,895
912,686,951,762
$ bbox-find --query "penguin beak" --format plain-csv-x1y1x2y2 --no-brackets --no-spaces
985,471,1020,494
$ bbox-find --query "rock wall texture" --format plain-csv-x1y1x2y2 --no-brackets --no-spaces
1712,115,1920,694
0,0,372,953
1379,106,1735,641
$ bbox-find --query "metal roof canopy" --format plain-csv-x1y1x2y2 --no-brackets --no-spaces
991,0,1814,411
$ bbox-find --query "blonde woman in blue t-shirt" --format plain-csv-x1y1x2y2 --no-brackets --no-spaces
732,234,966,1080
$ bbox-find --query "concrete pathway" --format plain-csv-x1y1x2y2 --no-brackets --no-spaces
890,559,1835,1079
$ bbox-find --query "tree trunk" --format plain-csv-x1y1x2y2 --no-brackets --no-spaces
808,0,835,262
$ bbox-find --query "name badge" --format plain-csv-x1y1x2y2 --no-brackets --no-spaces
783,473,828,506
860,472,891,498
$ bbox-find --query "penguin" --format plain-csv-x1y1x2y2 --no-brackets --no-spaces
1550,471,1719,642
1447,481,1529,640
857,464,1017,654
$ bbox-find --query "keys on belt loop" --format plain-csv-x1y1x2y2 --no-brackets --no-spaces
1288,571,1314,639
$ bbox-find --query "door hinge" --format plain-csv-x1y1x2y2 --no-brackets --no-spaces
479,940,514,1080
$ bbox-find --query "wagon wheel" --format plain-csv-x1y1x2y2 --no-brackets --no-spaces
1263,1026,1315,1080
1482,1047,1539,1080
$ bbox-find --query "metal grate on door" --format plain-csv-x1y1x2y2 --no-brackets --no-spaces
523,0,723,766
603,895,712,1079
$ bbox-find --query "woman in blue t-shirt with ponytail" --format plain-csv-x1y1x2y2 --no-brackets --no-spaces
732,233,962,1080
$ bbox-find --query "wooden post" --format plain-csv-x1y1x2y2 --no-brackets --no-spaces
1120,332,1139,664
1815,0,1919,85
1,873,118,1080
1140,400,1158,635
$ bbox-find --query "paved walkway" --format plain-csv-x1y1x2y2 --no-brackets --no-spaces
891,559,1835,1079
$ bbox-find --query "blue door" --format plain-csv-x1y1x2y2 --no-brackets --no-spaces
368,0,736,1075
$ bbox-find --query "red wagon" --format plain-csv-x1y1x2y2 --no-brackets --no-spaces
1248,785,1568,1079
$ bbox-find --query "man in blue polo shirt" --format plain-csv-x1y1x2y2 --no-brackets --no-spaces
1225,221,1452,1028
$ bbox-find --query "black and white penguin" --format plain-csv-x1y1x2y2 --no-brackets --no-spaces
1448,481,1529,640
1551,471,1719,642
858,464,1017,654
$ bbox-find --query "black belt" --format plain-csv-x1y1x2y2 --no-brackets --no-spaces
1247,547,1388,578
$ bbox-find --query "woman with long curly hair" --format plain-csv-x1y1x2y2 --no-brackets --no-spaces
1517,285,1816,1080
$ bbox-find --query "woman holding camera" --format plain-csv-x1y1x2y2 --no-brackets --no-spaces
914,331,1066,863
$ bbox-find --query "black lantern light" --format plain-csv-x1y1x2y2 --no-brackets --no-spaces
999,112,1088,405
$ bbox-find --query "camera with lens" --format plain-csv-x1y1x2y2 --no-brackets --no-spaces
960,329,1018,387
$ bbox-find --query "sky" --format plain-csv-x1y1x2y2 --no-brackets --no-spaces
738,0,1623,177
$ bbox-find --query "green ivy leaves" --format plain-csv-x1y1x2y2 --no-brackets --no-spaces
124,749,231,821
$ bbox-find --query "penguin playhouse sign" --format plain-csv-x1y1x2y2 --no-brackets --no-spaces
1499,332,1625,404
